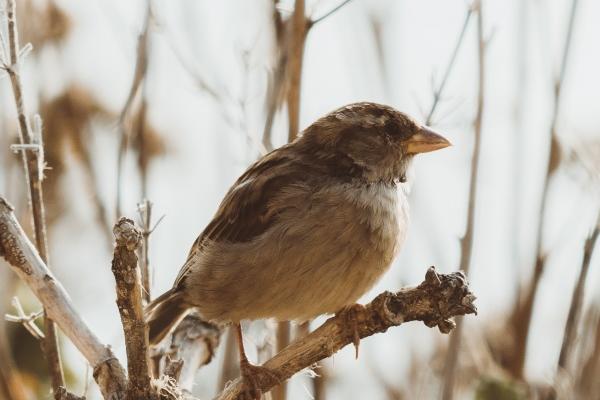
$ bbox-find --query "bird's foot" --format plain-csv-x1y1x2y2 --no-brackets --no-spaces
337,303,366,359
239,359,281,400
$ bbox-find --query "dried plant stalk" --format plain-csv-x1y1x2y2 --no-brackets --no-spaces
441,2,486,399
2,0,64,393
509,0,580,378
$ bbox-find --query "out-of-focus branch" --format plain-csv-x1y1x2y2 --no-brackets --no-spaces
425,7,474,125
1,0,64,393
285,0,307,142
216,267,477,400
0,197,127,400
441,2,486,399
164,313,221,392
217,327,240,391
509,0,580,379
0,324,28,400
116,2,151,218
263,0,353,148
578,307,600,398
557,211,600,369
111,218,157,399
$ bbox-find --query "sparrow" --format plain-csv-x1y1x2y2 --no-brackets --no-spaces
145,102,450,395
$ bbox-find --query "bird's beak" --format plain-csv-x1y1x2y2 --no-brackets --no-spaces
405,126,452,154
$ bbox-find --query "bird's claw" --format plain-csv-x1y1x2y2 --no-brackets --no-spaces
337,303,366,359
239,360,281,400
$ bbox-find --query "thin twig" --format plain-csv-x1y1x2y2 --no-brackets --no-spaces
137,199,153,304
4,297,44,340
111,217,157,399
309,0,355,27
441,2,486,399
0,197,127,400
215,267,477,400
1,0,64,393
425,7,474,125
509,0,580,378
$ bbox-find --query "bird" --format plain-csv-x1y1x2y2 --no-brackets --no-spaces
145,102,450,396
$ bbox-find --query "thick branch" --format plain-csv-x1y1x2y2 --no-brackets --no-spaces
0,197,127,400
216,267,477,400
111,218,156,400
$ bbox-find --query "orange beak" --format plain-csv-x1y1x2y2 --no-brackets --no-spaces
405,126,451,154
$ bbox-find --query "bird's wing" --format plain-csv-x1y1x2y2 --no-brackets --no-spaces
174,147,309,287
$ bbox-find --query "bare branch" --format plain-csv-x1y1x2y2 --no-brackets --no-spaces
111,217,157,399
4,297,44,340
137,199,154,304
309,0,355,27
116,2,151,217
215,267,477,400
164,313,221,392
0,197,127,400
2,0,64,392
425,7,474,125
285,0,308,142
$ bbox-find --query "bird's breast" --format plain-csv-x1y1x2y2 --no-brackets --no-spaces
341,181,408,259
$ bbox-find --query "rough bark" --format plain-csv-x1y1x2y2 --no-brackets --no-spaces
111,218,157,400
0,197,127,400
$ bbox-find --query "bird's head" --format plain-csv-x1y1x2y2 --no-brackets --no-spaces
297,102,451,183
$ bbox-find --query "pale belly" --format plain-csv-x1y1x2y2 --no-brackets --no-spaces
186,183,409,322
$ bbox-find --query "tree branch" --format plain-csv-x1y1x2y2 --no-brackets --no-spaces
111,218,157,399
163,313,221,392
0,197,127,400
1,0,64,393
215,267,477,400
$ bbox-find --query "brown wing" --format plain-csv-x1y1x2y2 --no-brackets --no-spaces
174,146,309,286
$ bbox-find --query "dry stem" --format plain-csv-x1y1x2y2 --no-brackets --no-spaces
1,0,64,393
0,197,127,399
557,212,600,369
509,0,580,378
441,2,486,398
116,2,151,218
216,267,477,400
111,218,156,399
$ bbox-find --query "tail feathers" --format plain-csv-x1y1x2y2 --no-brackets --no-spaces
145,289,188,345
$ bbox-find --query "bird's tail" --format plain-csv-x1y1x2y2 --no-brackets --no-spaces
145,288,188,345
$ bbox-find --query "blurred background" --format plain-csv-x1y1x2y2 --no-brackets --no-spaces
1,0,599,399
